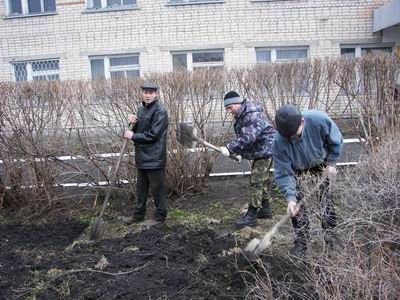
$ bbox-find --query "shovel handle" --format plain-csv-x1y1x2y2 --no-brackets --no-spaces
97,123,134,218
195,137,241,162
253,203,301,254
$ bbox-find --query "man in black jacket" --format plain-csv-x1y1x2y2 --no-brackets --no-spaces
123,81,169,223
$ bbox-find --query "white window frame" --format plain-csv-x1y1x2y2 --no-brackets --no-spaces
86,0,137,10
11,59,60,82
6,0,56,16
256,46,309,63
89,54,140,80
167,0,224,5
340,44,394,58
171,50,224,72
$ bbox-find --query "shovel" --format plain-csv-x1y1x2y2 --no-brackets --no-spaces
244,202,302,259
244,173,332,258
177,123,241,162
89,123,134,241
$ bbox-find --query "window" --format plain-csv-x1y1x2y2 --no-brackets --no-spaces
90,54,140,80
340,45,393,58
340,48,356,58
167,0,224,5
12,59,60,82
7,0,56,15
87,0,136,10
256,47,308,63
172,50,224,71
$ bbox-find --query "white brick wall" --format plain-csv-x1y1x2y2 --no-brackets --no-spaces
0,0,393,81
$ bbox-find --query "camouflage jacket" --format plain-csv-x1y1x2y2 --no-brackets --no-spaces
227,99,276,160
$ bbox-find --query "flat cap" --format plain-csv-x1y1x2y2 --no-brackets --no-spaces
140,81,159,91
275,105,302,137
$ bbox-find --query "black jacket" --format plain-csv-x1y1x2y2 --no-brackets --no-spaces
132,99,169,169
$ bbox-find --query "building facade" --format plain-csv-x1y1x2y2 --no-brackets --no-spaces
373,0,400,55
0,0,398,82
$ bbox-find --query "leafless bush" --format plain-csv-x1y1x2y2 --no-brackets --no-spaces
0,81,75,215
156,69,228,194
247,134,400,299
0,54,399,216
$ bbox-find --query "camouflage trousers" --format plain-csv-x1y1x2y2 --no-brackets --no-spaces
249,157,274,208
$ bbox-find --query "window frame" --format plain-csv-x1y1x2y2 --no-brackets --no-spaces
171,49,224,72
255,46,309,64
11,58,60,82
89,54,140,80
340,44,394,58
85,0,138,12
166,0,224,6
5,0,57,17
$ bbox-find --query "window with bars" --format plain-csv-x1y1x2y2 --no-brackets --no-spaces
7,0,56,15
172,50,224,72
168,0,224,5
12,59,60,82
87,0,136,10
340,45,393,58
256,47,308,63
90,54,140,80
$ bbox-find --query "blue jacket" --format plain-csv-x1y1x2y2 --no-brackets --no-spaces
272,111,343,202
227,99,275,160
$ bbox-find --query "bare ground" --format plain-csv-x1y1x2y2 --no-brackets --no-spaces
0,177,313,300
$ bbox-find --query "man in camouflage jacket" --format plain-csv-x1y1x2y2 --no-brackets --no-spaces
220,91,276,228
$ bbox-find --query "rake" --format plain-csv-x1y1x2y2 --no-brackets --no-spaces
176,123,241,162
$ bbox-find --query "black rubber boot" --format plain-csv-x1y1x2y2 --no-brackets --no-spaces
257,200,272,219
120,214,145,225
323,229,340,252
235,206,257,228
153,213,166,223
291,240,307,258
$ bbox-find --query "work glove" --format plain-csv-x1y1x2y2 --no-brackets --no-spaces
325,165,337,177
219,146,230,157
287,200,300,217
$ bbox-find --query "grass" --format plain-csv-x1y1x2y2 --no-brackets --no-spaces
168,209,192,220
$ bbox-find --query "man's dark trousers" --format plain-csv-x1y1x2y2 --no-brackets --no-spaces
133,168,167,219
292,164,337,247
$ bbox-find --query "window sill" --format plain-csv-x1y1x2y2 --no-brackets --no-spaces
166,0,225,7
4,12,57,19
250,0,290,2
84,5,138,13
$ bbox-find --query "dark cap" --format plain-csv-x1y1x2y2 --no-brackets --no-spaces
223,91,243,107
275,105,302,137
140,81,159,92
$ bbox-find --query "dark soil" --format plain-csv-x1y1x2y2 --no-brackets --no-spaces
0,222,247,299
0,177,308,300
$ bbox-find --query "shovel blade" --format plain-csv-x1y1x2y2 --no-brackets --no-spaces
176,123,197,148
244,238,260,253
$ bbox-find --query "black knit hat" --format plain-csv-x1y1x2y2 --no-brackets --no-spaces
223,91,243,107
275,105,302,137
140,81,159,92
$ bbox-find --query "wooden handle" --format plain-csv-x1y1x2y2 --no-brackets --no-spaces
97,123,134,218
195,137,241,162
253,203,301,254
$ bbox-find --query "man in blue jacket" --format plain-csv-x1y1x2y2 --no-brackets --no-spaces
220,91,276,228
272,105,343,257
